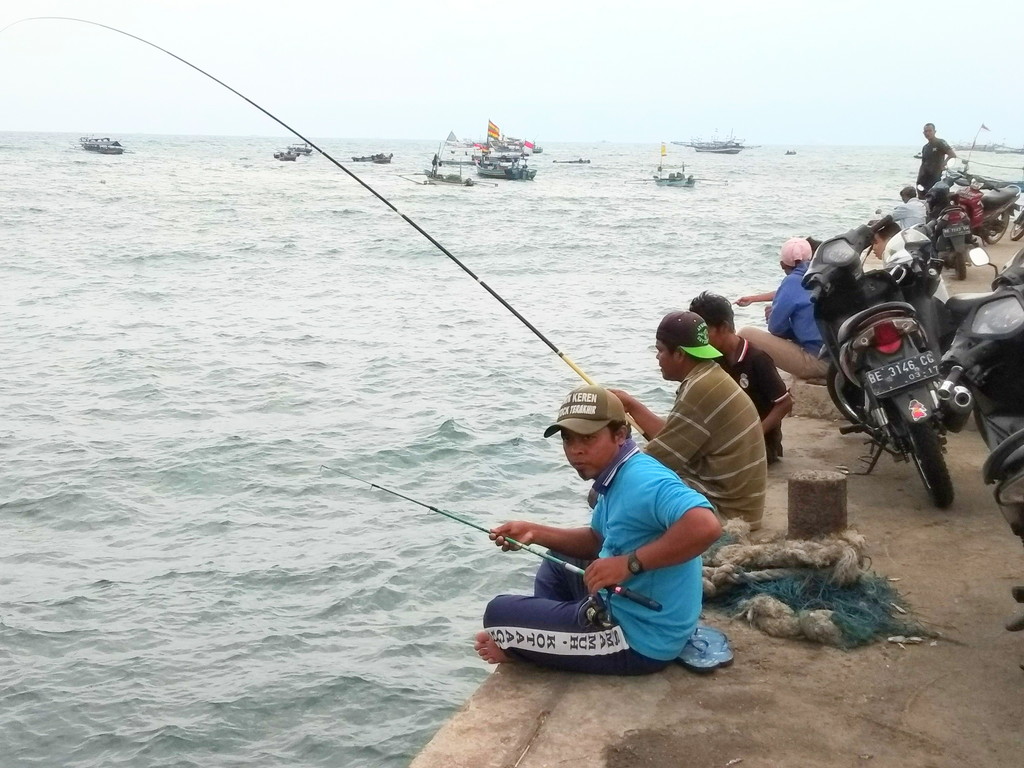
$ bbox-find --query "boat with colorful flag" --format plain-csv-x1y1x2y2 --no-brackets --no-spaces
482,120,540,156
652,143,696,187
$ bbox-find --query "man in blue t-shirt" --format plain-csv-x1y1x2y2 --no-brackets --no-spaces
737,237,829,381
475,385,722,675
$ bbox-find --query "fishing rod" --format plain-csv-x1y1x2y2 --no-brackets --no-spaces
2,17,617,398
321,465,662,612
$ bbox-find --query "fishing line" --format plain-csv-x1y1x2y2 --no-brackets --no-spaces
2,16,610,391
320,465,662,612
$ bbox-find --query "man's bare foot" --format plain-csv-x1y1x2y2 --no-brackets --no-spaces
474,631,511,664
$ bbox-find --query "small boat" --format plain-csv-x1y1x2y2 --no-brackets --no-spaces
79,137,124,155
651,143,696,186
552,158,590,164
274,150,299,161
476,158,536,180
653,170,696,187
352,153,393,163
288,142,313,155
423,169,475,186
785,150,797,156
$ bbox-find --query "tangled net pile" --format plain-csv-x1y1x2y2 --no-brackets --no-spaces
702,520,927,647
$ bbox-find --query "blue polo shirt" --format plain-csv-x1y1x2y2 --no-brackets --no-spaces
768,262,823,356
590,452,712,661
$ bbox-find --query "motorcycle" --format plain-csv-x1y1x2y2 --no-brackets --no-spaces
936,246,1024,630
925,181,998,280
1011,203,1023,242
802,217,956,508
942,171,1021,246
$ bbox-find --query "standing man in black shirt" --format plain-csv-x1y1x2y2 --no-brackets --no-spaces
917,123,956,199
689,292,792,464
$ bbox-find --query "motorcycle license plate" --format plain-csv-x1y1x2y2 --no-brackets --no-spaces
942,223,971,238
865,351,940,397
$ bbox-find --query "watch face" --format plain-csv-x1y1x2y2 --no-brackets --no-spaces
628,554,642,574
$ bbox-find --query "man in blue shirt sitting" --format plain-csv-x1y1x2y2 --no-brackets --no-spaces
736,237,829,382
474,384,722,675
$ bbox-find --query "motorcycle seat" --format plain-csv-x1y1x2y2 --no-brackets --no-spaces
981,187,1019,210
946,292,995,322
836,301,916,347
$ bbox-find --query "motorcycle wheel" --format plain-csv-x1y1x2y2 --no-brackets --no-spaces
953,251,967,281
826,363,864,425
983,210,1010,245
906,422,954,508
1011,210,1024,242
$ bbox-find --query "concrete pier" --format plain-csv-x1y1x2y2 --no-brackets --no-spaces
410,238,1024,768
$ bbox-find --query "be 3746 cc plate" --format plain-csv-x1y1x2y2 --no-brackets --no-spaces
865,351,940,397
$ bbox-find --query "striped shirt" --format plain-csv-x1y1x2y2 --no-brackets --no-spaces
644,360,767,524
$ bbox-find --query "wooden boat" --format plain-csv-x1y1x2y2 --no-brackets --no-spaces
653,171,696,187
274,150,299,161
351,153,393,163
423,169,475,186
677,132,746,154
651,143,695,186
476,158,537,180
288,142,313,155
552,159,591,164
79,137,124,155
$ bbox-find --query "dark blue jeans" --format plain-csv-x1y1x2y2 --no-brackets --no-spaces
482,555,669,675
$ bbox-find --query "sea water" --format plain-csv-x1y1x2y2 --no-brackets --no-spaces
1,134,925,766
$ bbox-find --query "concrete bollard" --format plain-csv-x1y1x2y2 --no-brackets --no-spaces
787,470,847,539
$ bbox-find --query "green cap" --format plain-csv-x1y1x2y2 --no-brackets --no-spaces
656,311,722,359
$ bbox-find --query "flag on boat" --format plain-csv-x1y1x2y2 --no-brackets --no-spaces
523,140,535,155
446,130,458,142
980,123,990,131
661,142,667,157
487,120,500,141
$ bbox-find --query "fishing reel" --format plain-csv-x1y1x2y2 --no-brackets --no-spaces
583,595,613,629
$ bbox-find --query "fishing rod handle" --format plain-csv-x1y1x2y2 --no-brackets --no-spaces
609,585,662,612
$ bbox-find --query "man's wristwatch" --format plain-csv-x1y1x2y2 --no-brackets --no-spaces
627,552,645,575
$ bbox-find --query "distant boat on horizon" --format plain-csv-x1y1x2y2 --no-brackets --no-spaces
79,136,124,155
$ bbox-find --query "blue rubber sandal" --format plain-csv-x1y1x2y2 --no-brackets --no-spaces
676,625,734,673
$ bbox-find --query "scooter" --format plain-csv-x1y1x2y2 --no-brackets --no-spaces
937,246,1024,631
802,217,956,508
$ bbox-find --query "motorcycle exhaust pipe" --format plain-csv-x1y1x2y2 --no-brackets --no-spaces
938,384,973,432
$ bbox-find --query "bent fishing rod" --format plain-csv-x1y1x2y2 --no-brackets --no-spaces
2,17,631,404
321,466,662,612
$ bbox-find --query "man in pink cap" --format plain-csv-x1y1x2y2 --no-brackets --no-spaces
735,237,828,381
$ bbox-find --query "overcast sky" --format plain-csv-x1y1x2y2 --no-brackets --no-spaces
1,0,1020,145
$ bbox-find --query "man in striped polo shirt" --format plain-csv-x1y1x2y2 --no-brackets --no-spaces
611,311,767,529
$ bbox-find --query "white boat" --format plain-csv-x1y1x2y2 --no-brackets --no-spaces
287,142,313,155
79,137,124,155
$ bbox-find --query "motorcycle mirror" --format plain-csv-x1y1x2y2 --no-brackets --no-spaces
969,248,990,267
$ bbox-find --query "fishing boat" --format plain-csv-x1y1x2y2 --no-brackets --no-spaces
651,143,696,186
79,137,124,155
423,169,476,186
552,159,590,164
476,157,536,181
785,150,797,156
676,132,746,154
483,120,539,157
351,153,393,163
287,142,313,155
274,150,299,161
653,170,696,187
